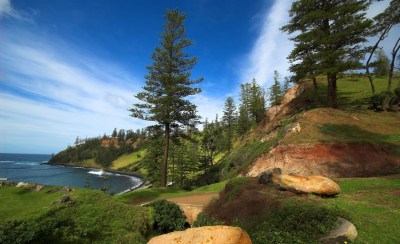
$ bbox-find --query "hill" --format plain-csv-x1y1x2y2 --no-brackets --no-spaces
215,75,400,180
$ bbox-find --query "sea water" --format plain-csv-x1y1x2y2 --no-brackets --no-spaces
0,153,141,194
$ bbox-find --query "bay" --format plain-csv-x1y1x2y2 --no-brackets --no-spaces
0,153,141,194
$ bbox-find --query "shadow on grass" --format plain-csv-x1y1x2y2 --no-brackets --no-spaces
318,123,398,144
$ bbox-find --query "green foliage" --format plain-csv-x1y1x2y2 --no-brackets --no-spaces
130,9,203,187
244,203,343,244
142,136,164,186
0,188,153,243
148,200,186,234
193,212,224,227
222,96,237,150
269,70,283,106
282,0,373,107
373,48,390,76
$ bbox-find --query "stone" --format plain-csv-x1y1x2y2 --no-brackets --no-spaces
52,195,73,205
33,184,45,191
61,186,73,192
147,226,252,244
272,174,340,196
320,217,357,243
258,168,282,184
16,182,34,189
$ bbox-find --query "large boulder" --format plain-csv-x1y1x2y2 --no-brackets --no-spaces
147,226,252,244
273,174,340,196
320,217,357,243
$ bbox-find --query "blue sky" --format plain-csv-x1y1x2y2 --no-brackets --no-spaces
0,0,397,154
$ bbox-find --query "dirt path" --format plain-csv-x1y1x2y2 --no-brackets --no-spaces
167,193,219,206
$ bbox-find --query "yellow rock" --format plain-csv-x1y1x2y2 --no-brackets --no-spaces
147,225,252,244
273,174,340,196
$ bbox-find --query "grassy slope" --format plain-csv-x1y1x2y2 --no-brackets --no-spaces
0,186,65,221
280,76,400,157
111,149,147,172
0,186,152,243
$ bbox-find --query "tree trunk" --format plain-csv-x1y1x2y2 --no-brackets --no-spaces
365,25,391,95
312,76,318,104
327,73,337,108
162,124,170,188
388,37,400,92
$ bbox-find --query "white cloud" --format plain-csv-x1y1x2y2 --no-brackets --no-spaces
189,93,224,123
0,0,31,21
0,28,153,153
241,0,294,88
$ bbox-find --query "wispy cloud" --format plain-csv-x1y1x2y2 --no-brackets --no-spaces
0,26,151,153
241,0,293,88
0,1,226,153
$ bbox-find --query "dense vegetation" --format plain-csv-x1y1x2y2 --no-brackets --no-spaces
49,128,146,168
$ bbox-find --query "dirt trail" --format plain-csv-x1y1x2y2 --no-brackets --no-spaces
167,193,219,206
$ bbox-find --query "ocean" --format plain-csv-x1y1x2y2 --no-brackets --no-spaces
0,153,142,194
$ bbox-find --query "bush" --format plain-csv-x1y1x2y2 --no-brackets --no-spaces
193,212,224,227
148,200,186,233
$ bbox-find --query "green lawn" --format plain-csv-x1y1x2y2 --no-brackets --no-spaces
321,176,400,243
0,186,65,221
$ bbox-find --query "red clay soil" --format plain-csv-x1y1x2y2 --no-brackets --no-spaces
246,142,400,178
167,193,219,206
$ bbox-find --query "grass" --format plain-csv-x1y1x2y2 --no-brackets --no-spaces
0,186,153,243
115,180,228,204
111,149,147,172
320,176,400,243
196,176,400,243
0,186,65,221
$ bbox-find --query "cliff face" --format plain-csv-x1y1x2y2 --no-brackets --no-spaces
246,142,399,177
244,81,400,178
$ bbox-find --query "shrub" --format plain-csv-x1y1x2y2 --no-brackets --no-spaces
148,200,186,233
193,212,224,227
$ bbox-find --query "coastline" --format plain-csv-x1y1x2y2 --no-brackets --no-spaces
42,162,146,194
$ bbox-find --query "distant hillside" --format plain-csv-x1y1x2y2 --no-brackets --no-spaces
48,129,147,172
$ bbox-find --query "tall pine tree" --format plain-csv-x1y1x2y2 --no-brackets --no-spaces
222,97,237,151
130,10,203,187
282,0,372,108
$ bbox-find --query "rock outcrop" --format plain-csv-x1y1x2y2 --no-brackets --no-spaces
147,226,252,244
320,217,357,243
247,142,399,178
273,174,341,196
258,168,340,196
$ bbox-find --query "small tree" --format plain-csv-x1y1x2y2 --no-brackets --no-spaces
269,70,283,108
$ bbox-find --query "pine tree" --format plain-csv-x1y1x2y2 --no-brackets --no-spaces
282,0,373,108
283,76,290,93
269,70,283,107
222,97,237,151
130,10,203,187
249,78,266,123
112,128,117,138
373,48,390,77
237,105,250,137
